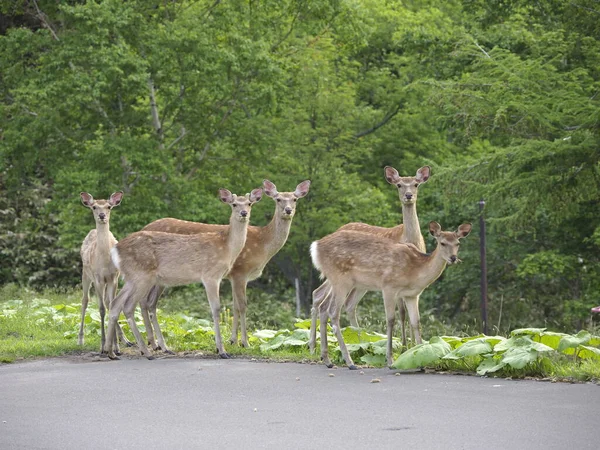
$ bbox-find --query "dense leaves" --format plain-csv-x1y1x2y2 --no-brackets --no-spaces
1,0,599,333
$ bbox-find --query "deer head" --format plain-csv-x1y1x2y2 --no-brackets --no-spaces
429,221,472,265
80,191,123,225
219,188,263,222
384,165,431,205
263,179,311,221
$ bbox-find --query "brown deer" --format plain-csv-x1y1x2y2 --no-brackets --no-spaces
310,221,471,369
78,191,131,353
309,166,430,352
140,179,311,352
104,188,263,360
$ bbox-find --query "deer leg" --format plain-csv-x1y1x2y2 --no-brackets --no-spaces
104,277,122,355
398,297,407,349
344,288,367,328
404,296,422,345
106,284,130,360
147,286,172,353
309,281,331,354
203,279,229,358
122,287,154,360
93,280,109,354
78,272,92,346
112,282,133,348
229,277,248,346
383,290,398,367
319,305,332,367
329,298,357,370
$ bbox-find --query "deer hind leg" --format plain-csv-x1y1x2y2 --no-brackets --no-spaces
309,280,331,354
404,296,422,345
78,272,92,346
383,290,399,367
111,281,133,348
344,288,367,328
147,286,172,354
122,285,154,360
203,279,229,359
398,297,407,349
329,285,357,370
229,277,249,347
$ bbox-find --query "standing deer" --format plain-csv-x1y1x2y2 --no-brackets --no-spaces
105,188,263,360
310,221,471,369
78,191,131,353
309,166,430,352
141,179,311,352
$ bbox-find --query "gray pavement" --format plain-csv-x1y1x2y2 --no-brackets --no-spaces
1,356,599,450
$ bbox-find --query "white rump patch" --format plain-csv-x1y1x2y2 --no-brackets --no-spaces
310,241,321,272
110,247,121,270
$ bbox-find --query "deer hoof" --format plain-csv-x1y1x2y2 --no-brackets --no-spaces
108,354,120,361
146,355,155,361
348,365,358,370
219,352,231,359
164,349,175,355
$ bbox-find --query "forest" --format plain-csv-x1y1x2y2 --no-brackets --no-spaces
1,0,599,335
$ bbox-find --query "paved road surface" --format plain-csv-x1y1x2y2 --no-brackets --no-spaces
1,356,599,449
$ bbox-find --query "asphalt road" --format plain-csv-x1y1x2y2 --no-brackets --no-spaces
1,356,599,450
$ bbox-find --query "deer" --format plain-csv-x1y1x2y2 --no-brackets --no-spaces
78,191,132,353
140,179,311,352
310,221,471,369
104,188,263,360
309,165,430,352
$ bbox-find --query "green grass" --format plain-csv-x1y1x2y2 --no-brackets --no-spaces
1,286,599,384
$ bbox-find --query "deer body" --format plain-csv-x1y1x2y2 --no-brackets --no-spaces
141,180,310,350
309,166,430,352
78,191,130,353
310,222,471,369
104,188,262,360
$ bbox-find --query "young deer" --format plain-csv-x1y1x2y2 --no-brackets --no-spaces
309,166,430,351
141,179,311,351
310,221,471,369
79,191,131,353
105,188,263,360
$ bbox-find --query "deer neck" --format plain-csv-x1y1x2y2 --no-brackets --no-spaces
419,246,448,286
227,216,250,261
402,202,425,252
261,213,293,258
95,222,112,258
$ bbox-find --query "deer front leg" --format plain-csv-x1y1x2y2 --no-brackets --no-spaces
398,297,407,349
344,288,367,328
229,277,249,347
111,282,133,348
404,296,422,345
122,289,154,360
318,306,332,367
383,290,397,367
93,280,110,354
330,302,357,370
106,285,129,360
204,280,229,359
78,273,92,346
140,301,158,350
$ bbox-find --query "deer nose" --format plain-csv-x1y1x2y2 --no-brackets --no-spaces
450,255,457,263
98,213,106,220
284,207,293,215
240,210,248,217
405,193,413,200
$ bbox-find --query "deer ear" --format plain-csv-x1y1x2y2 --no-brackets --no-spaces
263,180,278,198
384,166,401,185
80,192,94,207
109,191,124,207
457,223,472,238
249,188,263,204
416,166,431,183
429,221,442,237
294,180,311,198
218,189,233,204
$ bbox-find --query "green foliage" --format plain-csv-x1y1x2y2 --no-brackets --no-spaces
2,0,600,332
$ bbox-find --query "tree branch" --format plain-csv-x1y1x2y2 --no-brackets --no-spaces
354,103,403,139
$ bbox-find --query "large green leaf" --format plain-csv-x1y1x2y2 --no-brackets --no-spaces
443,338,492,360
502,347,540,369
391,336,451,369
476,357,506,375
558,331,591,353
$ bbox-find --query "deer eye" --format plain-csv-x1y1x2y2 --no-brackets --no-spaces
414,183,419,187
397,184,402,188
92,206,96,210
232,204,237,208
276,199,281,202
293,198,297,202
440,242,446,246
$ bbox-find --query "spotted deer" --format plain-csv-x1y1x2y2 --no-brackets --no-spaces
79,191,131,353
141,179,311,352
309,166,430,352
105,188,263,360
310,221,471,369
